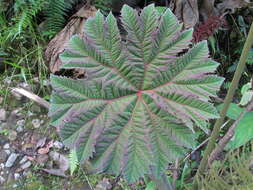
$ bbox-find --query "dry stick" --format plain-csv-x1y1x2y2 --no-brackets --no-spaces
208,99,253,164
11,87,50,109
172,159,179,189
194,22,253,186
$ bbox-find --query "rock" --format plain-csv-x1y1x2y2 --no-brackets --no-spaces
31,119,41,129
21,161,32,170
0,175,5,184
0,163,5,169
53,141,64,149
16,119,25,132
8,130,17,141
0,150,8,163
3,143,10,149
0,139,7,146
19,156,28,164
14,173,20,180
17,119,25,127
5,153,19,168
0,109,6,121
4,150,11,155
16,125,24,133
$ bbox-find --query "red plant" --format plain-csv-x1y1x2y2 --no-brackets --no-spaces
193,16,227,43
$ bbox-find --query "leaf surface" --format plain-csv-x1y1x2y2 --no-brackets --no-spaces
50,4,223,183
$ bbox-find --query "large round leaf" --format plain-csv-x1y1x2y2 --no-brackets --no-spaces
49,4,224,183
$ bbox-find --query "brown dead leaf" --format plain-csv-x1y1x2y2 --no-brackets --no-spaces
216,0,250,14
27,156,35,161
170,0,199,29
45,5,97,73
37,140,53,154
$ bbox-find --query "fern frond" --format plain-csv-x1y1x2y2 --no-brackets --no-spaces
44,0,79,35
93,0,112,15
8,0,46,38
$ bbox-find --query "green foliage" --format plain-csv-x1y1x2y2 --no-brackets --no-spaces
49,4,223,183
44,0,80,35
196,146,253,190
217,80,253,150
69,149,79,175
221,103,253,149
93,0,112,14
239,82,253,106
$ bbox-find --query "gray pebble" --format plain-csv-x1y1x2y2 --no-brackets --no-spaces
19,156,28,164
0,150,8,163
21,161,31,170
0,109,6,121
0,175,5,184
53,141,64,149
3,143,10,149
4,149,11,155
5,153,19,168
14,173,20,180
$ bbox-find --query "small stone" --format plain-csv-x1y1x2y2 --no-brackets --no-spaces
16,125,24,133
3,143,10,149
31,119,41,129
8,130,17,141
5,153,18,168
14,173,20,180
0,176,5,184
21,161,31,170
0,109,6,121
19,156,28,164
4,150,11,155
53,141,64,149
0,163,5,169
0,150,8,163
17,119,25,126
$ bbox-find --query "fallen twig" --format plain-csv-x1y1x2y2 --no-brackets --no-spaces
11,87,49,109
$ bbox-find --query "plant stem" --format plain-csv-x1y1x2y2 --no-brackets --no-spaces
208,98,253,164
194,22,253,185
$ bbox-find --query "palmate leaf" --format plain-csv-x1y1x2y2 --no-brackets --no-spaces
49,4,224,183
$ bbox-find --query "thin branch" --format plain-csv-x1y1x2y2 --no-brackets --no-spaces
172,159,179,189
11,87,49,109
208,99,253,164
